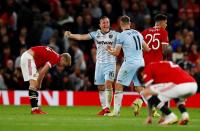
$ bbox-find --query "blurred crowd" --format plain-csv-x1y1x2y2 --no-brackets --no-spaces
0,0,199,92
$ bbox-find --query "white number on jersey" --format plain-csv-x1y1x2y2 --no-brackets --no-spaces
145,33,160,50
168,61,179,68
46,47,57,54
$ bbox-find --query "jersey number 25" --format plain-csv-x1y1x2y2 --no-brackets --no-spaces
145,33,160,50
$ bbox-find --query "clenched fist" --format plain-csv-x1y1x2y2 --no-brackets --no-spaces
64,31,71,38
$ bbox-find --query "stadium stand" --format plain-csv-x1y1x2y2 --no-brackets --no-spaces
0,0,199,92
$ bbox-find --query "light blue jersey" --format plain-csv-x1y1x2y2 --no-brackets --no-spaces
89,30,119,85
116,29,144,62
89,30,119,63
116,29,144,86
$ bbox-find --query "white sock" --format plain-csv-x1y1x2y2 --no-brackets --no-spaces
31,107,39,111
113,90,123,113
182,112,189,120
99,91,106,109
105,88,113,108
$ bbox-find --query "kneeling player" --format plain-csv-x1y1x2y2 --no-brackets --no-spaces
136,61,197,125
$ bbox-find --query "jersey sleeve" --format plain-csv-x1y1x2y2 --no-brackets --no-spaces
161,29,169,45
46,47,60,67
88,31,97,40
138,32,144,43
113,31,120,46
116,33,124,46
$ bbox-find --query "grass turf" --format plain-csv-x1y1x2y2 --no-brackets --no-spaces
0,106,200,131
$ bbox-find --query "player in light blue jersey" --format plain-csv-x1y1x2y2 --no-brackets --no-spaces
65,16,119,115
106,15,150,116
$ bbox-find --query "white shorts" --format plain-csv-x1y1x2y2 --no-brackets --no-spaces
150,82,198,102
94,62,116,85
20,51,39,81
117,61,144,86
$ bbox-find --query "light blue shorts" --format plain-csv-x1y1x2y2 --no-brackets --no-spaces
116,61,144,86
94,62,116,85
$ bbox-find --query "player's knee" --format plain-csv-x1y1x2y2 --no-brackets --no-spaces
135,86,144,93
29,80,38,90
98,85,105,91
105,80,113,89
115,83,123,91
174,98,185,106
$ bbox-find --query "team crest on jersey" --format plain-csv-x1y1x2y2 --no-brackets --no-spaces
109,34,113,38
123,70,128,77
96,32,100,38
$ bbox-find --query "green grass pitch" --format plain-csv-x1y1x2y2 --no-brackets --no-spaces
0,106,200,131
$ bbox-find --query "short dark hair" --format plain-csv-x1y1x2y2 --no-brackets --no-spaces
120,15,130,24
154,14,167,22
100,16,109,20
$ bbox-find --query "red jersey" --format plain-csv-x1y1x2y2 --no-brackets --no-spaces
31,46,60,68
142,27,169,65
144,61,195,86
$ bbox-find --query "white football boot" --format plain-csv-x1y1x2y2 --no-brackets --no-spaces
160,113,178,125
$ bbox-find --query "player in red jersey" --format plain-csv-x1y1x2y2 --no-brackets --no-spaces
133,14,169,117
20,46,71,114
137,61,197,125
142,14,169,65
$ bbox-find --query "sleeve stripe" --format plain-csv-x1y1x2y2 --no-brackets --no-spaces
88,33,93,39
46,62,52,68
161,42,169,45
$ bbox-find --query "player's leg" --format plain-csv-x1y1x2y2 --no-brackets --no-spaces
173,82,197,124
105,80,113,110
174,98,189,125
141,85,178,125
157,102,168,124
132,96,160,117
104,63,116,111
107,82,123,116
107,63,134,116
95,63,109,115
148,95,178,125
132,70,161,117
20,52,47,114
97,85,108,115
174,82,198,125
132,86,144,116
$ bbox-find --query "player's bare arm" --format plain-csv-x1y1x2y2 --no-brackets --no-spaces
106,44,121,56
142,41,151,52
162,44,169,60
64,31,91,41
37,62,50,89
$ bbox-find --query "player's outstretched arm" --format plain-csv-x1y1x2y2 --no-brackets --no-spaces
64,31,91,41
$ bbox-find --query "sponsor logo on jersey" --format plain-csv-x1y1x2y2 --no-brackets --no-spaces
97,41,113,45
